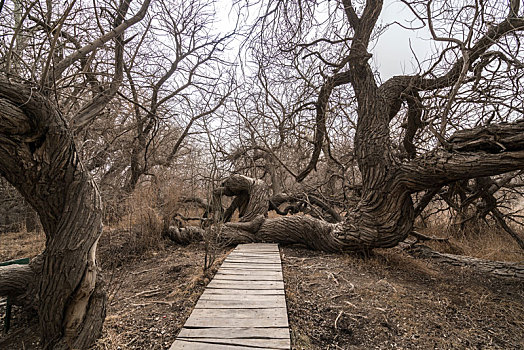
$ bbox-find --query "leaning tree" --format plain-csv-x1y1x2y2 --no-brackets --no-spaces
0,0,150,348
173,0,524,252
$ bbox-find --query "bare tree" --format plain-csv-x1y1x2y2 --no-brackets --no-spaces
0,0,150,348
173,0,524,252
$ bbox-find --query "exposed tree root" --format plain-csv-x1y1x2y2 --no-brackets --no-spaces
408,245,524,279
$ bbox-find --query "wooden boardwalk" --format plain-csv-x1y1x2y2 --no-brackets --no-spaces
169,243,290,349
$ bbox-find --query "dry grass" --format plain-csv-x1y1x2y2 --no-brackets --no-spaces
114,186,166,256
419,221,524,262
0,230,45,262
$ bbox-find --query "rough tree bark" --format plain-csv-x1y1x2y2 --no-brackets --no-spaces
173,123,524,252
0,0,150,347
0,80,106,349
169,1,524,257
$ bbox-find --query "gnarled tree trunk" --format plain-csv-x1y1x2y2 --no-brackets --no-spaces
172,116,524,252
0,79,105,349
189,0,524,254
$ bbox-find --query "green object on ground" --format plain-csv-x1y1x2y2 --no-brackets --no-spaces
1,257,30,333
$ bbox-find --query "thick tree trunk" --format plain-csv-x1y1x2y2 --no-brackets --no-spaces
0,79,105,349
173,141,524,251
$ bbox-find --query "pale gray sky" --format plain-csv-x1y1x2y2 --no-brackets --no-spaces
214,0,438,80
373,0,437,80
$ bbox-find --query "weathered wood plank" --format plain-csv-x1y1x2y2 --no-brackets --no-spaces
188,308,288,319
207,281,284,290
177,327,290,339
226,256,280,264
215,270,283,276
170,339,283,350
215,272,283,278
227,252,279,255
235,243,278,248
224,260,281,264
202,289,284,295
219,267,282,272
224,258,281,263
184,316,288,328
213,275,282,281
226,253,280,257
228,252,280,256
220,264,282,268
234,249,279,253
199,294,285,301
220,263,281,269
224,259,281,263
194,299,287,309
175,338,290,349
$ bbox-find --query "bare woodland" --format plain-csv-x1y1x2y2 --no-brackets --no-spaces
0,0,524,348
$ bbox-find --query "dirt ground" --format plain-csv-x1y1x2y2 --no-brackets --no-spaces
0,239,230,350
1,238,523,349
283,246,524,349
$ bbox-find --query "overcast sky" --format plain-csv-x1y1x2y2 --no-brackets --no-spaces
214,0,439,81
373,0,437,80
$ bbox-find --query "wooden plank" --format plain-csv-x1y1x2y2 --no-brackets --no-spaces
226,258,280,261
213,275,282,281
217,264,282,268
195,299,286,309
233,250,279,253
199,294,286,302
208,280,284,286
215,272,283,277
202,289,284,295
235,243,278,247
170,339,283,350
220,264,281,268
222,258,280,261
207,281,284,290
177,327,290,339
219,266,282,272
219,269,282,274
231,251,279,254
175,338,290,349
222,257,280,261
224,260,281,264
222,261,281,264
225,257,281,262
215,269,283,276
227,252,280,256
184,316,288,328
230,253,279,256
220,263,281,269
188,308,287,319
234,249,279,252
214,274,283,279
228,252,280,256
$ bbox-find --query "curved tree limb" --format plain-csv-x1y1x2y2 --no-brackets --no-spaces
52,0,151,80
400,121,524,191
296,71,351,182
72,0,134,131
